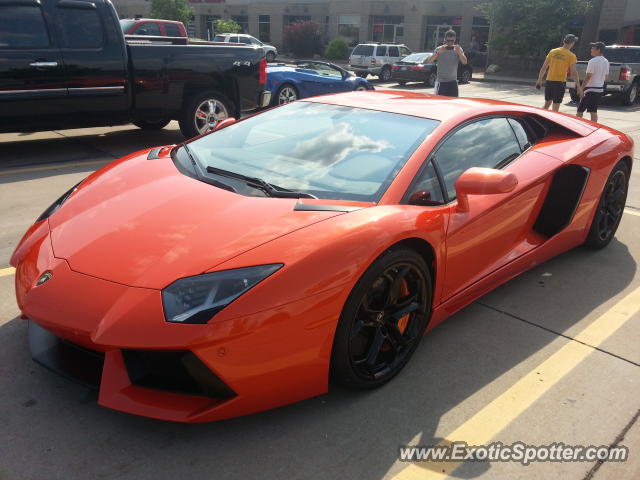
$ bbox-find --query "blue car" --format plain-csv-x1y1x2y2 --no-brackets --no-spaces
266,60,374,105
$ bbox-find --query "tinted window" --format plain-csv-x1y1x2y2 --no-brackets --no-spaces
604,48,640,63
188,102,440,202
165,24,181,37
407,161,445,204
435,118,522,200
0,5,50,49
352,45,374,56
376,46,388,56
213,35,226,42
137,22,160,36
388,46,400,57
508,118,531,151
400,46,412,56
229,36,239,43
57,7,104,48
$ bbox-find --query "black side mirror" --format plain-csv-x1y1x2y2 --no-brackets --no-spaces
408,190,440,206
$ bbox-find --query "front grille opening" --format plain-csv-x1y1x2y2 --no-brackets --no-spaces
122,350,236,399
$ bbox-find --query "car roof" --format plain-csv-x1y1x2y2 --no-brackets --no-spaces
302,91,597,136
124,18,182,24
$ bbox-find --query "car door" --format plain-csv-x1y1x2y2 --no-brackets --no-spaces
51,0,129,126
434,116,558,300
0,0,68,132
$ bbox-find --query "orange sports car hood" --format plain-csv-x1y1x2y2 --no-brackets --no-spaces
48,153,348,289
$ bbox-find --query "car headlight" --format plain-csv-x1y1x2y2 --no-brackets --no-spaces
36,180,83,223
162,264,283,324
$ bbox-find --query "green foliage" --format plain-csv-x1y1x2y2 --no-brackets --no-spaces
214,19,242,35
284,21,323,57
477,0,592,57
324,38,349,60
149,0,193,27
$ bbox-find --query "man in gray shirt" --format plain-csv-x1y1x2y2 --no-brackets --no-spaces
427,29,468,97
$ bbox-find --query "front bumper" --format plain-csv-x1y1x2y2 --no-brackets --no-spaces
13,222,343,422
566,81,625,92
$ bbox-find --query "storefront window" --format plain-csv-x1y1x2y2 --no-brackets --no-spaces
259,15,270,42
424,16,462,51
371,16,404,44
338,14,360,46
232,15,248,33
471,16,489,52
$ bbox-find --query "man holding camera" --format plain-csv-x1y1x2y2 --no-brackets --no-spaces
427,29,468,97
536,34,582,111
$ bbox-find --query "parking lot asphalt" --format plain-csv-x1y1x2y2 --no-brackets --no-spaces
0,81,639,480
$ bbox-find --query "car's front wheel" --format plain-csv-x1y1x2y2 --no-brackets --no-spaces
584,160,630,248
330,248,431,389
379,66,392,82
179,91,232,138
622,80,638,106
276,84,298,105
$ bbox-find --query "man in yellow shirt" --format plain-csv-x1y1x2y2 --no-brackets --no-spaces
535,34,582,111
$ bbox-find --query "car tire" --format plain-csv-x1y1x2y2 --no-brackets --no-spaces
569,89,580,103
397,81,407,86
275,83,298,105
266,51,276,63
330,248,432,389
426,71,437,88
354,84,368,91
379,66,392,82
133,118,171,130
621,80,638,106
179,91,232,139
584,160,630,249
460,68,472,84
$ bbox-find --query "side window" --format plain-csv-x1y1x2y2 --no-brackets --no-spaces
435,118,522,200
0,5,50,49
57,6,104,48
406,161,445,205
139,22,161,36
376,46,387,57
400,46,412,56
388,46,400,57
508,118,532,151
229,36,239,43
165,24,181,37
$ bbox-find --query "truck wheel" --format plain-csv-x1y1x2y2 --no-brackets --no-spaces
133,119,170,130
569,89,580,103
622,81,638,106
179,91,232,139
266,51,276,63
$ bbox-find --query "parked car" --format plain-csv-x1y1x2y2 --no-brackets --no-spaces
349,43,412,81
568,45,640,105
266,61,373,105
120,18,187,38
214,33,278,62
0,0,270,138
12,91,633,422
391,52,473,87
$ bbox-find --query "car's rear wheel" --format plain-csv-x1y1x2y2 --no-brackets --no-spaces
379,66,392,82
133,118,171,130
622,80,638,106
397,81,407,86
330,248,431,389
460,68,472,84
179,91,232,138
276,84,298,105
354,84,368,91
266,51,276,63
584,160,630,248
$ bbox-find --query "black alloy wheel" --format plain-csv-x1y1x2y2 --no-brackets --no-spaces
331,249,431,389
584,160,630,248
379,66,392,82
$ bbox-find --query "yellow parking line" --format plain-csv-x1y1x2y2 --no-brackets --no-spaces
0,159,109,176
625,208,640,217
0,267,16,278
392,285,640,479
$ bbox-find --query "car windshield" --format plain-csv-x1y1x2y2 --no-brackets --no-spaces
402,53,431,63
119,20,136,33
187,102,439,202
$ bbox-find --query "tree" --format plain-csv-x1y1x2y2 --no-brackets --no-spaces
284,21,323,57
150,0,193,27
325,38,349,60
214,19,242,35
478,0,593,57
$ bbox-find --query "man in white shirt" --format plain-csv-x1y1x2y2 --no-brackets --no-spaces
576,42,610,123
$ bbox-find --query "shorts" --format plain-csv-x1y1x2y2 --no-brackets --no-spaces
435,80,459,97
544,81,566,103
577,91,603,113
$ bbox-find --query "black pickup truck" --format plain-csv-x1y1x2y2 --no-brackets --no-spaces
0,0,270,138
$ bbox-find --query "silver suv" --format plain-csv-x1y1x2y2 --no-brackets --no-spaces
349,43,412,81
214,33,278,62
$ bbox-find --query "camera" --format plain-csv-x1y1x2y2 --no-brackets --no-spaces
446,45,454,50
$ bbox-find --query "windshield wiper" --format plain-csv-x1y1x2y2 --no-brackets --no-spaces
180,145,237,193
206,165,317,199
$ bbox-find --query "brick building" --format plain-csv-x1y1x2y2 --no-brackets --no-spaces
111,0,640,58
